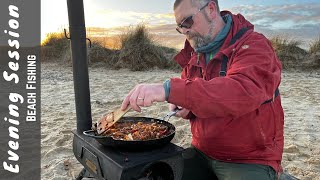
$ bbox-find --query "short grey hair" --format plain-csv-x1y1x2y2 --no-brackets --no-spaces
174,0,220,12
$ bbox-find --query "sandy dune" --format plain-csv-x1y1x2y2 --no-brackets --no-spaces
41,62,320,180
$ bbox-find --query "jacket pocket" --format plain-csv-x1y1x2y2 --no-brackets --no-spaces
254,108,267,149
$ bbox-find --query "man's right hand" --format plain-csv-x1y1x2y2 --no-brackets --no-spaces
169,103,190,118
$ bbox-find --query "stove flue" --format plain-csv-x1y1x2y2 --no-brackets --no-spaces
67,0,92,132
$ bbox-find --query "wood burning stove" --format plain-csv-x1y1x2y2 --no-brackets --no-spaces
73,132,184,179
66,0,187,179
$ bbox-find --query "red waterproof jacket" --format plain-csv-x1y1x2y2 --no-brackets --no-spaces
168,11,284,172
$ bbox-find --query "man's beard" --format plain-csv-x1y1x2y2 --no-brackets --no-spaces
187,24,215,49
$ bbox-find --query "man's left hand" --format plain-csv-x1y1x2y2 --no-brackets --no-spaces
169,103,190,118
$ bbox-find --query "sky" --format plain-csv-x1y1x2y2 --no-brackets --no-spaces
41,0,320,47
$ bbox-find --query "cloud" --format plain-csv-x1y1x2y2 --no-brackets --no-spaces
86,9,175,27
42,1,318,49
90,3,320,36
228,3,320,48
230,3,320,28
143,3,318,49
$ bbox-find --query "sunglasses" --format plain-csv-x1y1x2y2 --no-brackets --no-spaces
176,1,211,34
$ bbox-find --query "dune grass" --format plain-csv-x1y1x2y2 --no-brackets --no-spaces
270,35,320,69
115,24,179,71
41,24,180,71
41,32,70,61
308,36,320,69
41,26,319,71
270,36,310,69
309,36,320,54
41,32,69,50
270,36,307,55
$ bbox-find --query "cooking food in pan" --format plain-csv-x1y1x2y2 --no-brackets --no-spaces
93,121,170,141
96,106,131,135
84,117,175,149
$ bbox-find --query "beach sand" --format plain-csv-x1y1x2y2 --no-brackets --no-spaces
41,62,320,180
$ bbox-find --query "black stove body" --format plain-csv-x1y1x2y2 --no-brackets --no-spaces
66,0,186,179
73,131,184,180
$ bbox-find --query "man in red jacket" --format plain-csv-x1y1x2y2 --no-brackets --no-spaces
121,0,284,179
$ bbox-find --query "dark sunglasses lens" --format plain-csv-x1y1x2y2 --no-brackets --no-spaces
181,16,194,28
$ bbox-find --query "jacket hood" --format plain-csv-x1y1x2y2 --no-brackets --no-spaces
221,11,254,37
174,11,254,68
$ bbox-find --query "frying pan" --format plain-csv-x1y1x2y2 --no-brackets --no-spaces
83,117,175,150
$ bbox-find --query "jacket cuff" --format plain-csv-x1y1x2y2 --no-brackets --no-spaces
163,79,171,101
167,78,189,108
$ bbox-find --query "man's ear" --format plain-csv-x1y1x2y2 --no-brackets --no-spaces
208,1,218,18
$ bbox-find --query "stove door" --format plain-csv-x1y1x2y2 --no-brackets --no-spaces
80,146,104,177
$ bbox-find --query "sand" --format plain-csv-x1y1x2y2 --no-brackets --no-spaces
41,62,320,180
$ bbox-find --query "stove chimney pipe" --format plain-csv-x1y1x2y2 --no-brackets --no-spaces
66,0,92,132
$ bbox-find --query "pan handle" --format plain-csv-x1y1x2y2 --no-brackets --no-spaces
83,130,99,138
163,109,179,121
